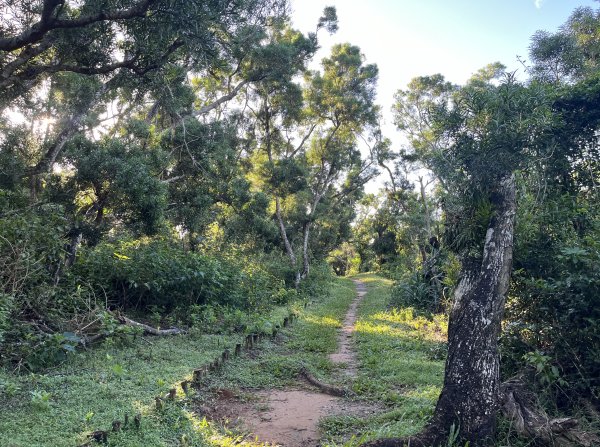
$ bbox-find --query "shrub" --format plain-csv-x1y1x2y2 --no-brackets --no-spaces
390,271,442,315
74,237,286,311
503,241,600,404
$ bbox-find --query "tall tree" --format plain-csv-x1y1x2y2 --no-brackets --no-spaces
369,71,554,446
248,32,381,286
529,5,600,83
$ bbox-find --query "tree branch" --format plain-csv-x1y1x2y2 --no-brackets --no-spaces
0,0,156,52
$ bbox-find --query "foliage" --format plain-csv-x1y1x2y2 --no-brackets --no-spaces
529,6,600,83
390,271,443,315
327,242,360,277
0,276,344,446
504,218,600,403
75,237,285,311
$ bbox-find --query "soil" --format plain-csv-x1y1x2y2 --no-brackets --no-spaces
201,279,372,447
328,279,367,376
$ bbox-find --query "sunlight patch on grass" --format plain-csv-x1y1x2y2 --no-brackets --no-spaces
317,273,447,445
304,314,342,328
358,309,447,342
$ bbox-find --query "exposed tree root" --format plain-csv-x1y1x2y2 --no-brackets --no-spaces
360,379,599,447
299,367,353,397
500,379,599,447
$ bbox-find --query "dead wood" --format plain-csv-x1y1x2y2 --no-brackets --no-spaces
299,367,352,397
114,313,185,336
500,379,599,447
78,311,185,346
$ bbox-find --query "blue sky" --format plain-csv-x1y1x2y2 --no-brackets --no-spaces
290,0,598,158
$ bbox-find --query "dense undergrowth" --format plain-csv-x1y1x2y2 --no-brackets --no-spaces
0,206,323,372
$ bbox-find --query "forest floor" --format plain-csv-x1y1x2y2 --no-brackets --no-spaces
0,274,448,446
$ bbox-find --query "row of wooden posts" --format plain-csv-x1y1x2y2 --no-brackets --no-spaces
88,312,297,444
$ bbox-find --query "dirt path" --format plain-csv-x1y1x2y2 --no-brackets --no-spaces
209,279,370,447
329,279,367,376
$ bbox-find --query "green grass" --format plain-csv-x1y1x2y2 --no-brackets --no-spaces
320,273,448,445
0,279,357,447
0,306,290,447
203,276,357,390
0,274,448,446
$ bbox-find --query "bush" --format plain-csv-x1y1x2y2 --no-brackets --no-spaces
74,237,286,311
503,241,600,404
390,270,445,315
298,262,334,301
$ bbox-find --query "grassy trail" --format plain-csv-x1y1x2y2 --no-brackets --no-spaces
0,304,289,447
0,275,448,446
321,273,447,444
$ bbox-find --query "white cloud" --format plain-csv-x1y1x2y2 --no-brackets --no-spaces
534,0,545,9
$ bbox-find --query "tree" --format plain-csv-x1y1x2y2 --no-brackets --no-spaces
369,71,554,446
529,5,600,83
1,0,290,193
248,36,381,286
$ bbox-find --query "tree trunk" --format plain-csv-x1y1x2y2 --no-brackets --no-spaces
431,173,517,445
300,221,310,280
274,196,302,288
362,174,517,447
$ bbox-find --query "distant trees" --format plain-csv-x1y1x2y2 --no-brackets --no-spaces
250,38,382,286
529,5,600,83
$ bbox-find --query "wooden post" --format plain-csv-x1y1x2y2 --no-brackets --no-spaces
91,431,108,443
181,380,189,395
193,368,204,382
235,343,242,356
168,388,176,400
134,414,141,429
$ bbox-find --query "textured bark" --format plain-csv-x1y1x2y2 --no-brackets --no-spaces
430,174,517,445
362,175,518,447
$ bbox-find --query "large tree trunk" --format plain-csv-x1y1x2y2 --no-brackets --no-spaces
431,173,517,445
363,174,517,447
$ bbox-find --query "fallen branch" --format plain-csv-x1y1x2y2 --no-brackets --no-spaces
299,367,352,397
114,313,186,336
78,311,185,346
